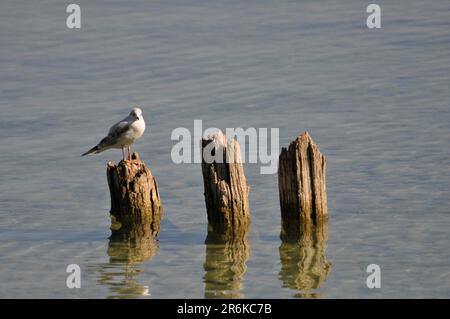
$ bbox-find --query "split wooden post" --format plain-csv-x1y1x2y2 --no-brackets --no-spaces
106,152,163,238
201,131,250,238
278,131,328,243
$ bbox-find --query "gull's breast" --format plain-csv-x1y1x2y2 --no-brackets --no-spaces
129,119,145,141
111,119,146,147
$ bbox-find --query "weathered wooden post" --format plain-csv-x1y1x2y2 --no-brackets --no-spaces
278,131,328,243
201,131,250,239
106,152,163,238
278,132,331,292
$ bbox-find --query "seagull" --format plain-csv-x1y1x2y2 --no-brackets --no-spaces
82,107,146,161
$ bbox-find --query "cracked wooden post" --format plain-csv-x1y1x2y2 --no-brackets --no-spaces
201,131,250,239
278,131,328,243
106,152,163,238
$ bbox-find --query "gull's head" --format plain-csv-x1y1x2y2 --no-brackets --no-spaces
130,107,143,121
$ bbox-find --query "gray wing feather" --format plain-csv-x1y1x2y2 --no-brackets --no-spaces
98,121,130,149
108,121,129,137
82,119,131,156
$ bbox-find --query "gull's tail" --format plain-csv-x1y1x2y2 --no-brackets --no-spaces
81,145,100,156
82,136,112,156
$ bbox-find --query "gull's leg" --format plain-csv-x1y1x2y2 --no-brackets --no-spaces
127,145,131,161
121,145,125,161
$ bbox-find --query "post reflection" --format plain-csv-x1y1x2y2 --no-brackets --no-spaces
278,220,331,298
97,224,158,299
203,231,251,299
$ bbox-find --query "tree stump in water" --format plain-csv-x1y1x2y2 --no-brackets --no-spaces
278,132,328,243
106,152,162,237
201,131,250,238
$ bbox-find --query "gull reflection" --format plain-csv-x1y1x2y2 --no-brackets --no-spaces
203,231,251,299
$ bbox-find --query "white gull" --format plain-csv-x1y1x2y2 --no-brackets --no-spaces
82,107,146,161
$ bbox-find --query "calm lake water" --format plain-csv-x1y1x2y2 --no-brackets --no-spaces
1,0,449,298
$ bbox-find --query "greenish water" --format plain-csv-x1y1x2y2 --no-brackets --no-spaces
0,0,449,298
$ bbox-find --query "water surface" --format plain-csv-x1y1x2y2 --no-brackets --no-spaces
0,0,449,298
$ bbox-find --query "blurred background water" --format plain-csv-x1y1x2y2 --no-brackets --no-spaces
0,0,449,298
